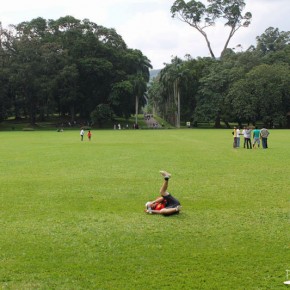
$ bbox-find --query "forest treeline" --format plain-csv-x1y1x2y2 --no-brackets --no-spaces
0,15,289,128
148,27,290,128
0,16,151,126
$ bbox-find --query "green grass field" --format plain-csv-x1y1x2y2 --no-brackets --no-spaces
0,129,289,289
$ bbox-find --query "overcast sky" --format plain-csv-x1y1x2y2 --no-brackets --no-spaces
1,0,289,69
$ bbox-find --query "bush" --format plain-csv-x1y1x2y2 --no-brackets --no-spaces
22,128,35,131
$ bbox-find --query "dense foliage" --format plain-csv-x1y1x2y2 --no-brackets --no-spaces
0,16,151,124
148,27,290,128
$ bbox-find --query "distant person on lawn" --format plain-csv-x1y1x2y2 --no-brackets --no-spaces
232,127,237,148
252,126,261,148
87,130,92,141
245,127,252,149
145,171,181,216
236,127,241,148
241,127,247,148
80,129,84,141
260,126,270,149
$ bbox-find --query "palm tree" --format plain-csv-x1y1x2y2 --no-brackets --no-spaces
159,57,188,127
128,49,152,125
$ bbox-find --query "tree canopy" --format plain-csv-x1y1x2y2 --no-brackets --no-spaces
171,0,252,58
1,14,289,129
148,27,290,128
0,16,152,125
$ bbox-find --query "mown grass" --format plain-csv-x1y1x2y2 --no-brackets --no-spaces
0,129,289,289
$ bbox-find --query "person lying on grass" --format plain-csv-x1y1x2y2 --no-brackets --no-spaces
145,171,181,216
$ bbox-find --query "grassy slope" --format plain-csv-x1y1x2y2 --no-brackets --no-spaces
0,129,289,289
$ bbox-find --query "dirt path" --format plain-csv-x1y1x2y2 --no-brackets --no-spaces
144,115,160,128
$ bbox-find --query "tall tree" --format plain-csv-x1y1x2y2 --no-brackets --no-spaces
256,27,290,55
8,22,45,124
122,49,152,124
147,77,163,117
159,57,191,127
227,63,290,127
0,23,12,121
171,0,252,58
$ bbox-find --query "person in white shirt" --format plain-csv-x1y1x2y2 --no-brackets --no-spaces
80,129,84,141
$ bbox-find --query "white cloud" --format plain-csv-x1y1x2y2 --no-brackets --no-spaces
0,0,289,69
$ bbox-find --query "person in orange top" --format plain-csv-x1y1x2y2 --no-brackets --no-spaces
87,130,92,141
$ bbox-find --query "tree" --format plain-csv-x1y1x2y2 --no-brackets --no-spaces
48,16,148,121
177,57,203,124
0,67,10,122
1,18,65,123
8,24,45,124
90,104,113,127
195,60,229,127
124,49,152,124
171,0,252,58
0,16,153,124
147,77,162,117
0,24,12,121
227,64,290,127
159,57,191,127
109,80,134,119
56,64,80,120
256,27,290,55
226,78,257,125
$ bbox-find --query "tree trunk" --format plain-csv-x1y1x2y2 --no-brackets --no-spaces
214,112,221,128
200,30,216,59
173,79,180,128
224,120,230,128
29,99,36,125
135,95,139,124
70,105,75,123
221,26,236,57
177,88,180,128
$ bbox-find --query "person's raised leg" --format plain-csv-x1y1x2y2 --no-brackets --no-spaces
159,171,171,196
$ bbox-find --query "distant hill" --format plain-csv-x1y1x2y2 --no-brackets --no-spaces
149,69,161,80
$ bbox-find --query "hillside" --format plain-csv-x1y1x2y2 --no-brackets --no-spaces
149,69,161,80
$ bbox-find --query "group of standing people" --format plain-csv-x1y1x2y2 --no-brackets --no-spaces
233,126,270,149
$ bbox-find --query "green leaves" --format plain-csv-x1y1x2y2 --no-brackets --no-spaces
90,104,113,126
256,27,290,55
170,0,252,58
149,26,290,128
0,16,152,123
226,63,290,126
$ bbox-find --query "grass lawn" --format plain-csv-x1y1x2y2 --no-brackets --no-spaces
0,129,289,289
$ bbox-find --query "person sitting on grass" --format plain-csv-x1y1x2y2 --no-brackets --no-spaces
145,171,181,215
